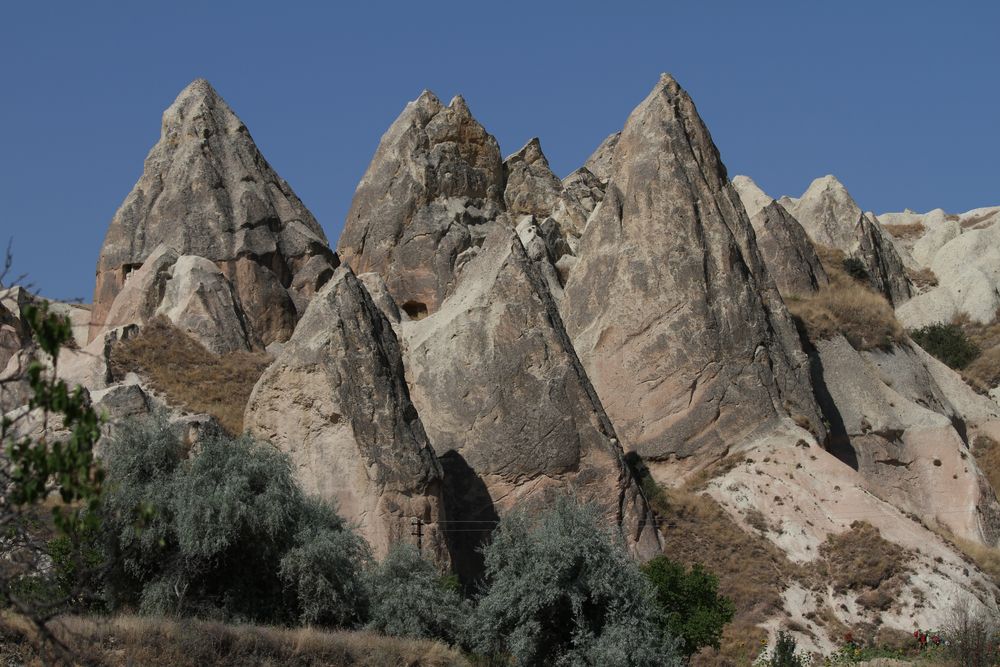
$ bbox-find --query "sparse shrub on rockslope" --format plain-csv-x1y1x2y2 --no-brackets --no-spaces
909,322,980,370
108,317,271,434
365,542,467,644
101,415,370,626
786,246,904,351
641,555,735,659
468,497,683,666
817,521,911,611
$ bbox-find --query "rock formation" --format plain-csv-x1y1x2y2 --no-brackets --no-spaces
90,79,336,347
560,74,822,466
337,92,505,318
400,226,661,576
733,177,827,298
779,175,911,306
244,266,449,564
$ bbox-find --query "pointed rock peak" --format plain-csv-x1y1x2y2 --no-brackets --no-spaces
732,175,774,219
162,77,242,136
412,89,443,114
803,174,852,199
505,137,549,167
448,94,471,116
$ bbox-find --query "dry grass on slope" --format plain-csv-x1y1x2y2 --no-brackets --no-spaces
108,318,271,435
1,613,468,667
883,222,926,240
950,312,1000,391
641,477,796,666
785,245,905,352
816,521,912,612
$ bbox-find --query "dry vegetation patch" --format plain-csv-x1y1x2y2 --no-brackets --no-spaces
640,475,799,665
108,318,272,434
906,266,938,290
883,222,926,240
786,246,905,351
815,521,912,612
944,312,1000,391
1,613,468,667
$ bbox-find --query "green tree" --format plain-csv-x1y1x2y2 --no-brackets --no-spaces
0,298,106,656
468,497,682,666
100,415,370,626
365,542,466,643
768,631,805,667
641,556,734,658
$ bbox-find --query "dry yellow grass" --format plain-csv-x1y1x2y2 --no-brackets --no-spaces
1,613,469,667
883,222,926,240
108,318,272,435
906,266,939,290
946,312,1000,391
786,246,905,351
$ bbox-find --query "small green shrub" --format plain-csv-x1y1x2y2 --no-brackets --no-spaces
910,322,980,370
841,257,870,283
759,631,805,667
365,542,466,643
641,556,734,658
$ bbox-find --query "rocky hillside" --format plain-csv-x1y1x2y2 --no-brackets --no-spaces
4,74,1000,659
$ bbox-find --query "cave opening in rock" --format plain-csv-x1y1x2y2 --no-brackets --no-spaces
401,301,428,320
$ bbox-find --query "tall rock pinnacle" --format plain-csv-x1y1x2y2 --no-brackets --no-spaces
337,91,505,317
90,79,337,346
561,74,822,464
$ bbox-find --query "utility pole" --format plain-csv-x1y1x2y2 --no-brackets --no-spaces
411,517,423,553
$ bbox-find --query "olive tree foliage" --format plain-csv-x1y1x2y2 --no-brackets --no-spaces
365,542,467,643
468,497,683,667
0,273,105,657
100,415,370,626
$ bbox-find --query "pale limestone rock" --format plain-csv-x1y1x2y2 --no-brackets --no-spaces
155,255,258,354
90,79,336,346
337,91,504,316
401,226,661,577
780,176,912,305
245,266,449,565
561,74,822,464
582,131,620,182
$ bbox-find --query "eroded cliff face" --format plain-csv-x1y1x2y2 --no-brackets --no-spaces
399,225,661,577
337,92,505,318
244,266,450,565
91,79,337,347
779,175,912,306
559,74,823,465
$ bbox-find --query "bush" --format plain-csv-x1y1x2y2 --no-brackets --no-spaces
468,497,682,666
910,322,980,370
641,556,734,658
764,631,805,667
841,257,870,283
944,603,1000,667
101,415,370,625
365,543,466,643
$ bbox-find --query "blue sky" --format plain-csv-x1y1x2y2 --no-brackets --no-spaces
1,1,997,300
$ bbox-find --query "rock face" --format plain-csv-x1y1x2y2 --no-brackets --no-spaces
886,206,1000,328
733,177,827,298
337,92,505,318
583,132,620,182
779,176,911,305
560,74,822,464
90,79,336,346
244,266,449,564
401,226,661,576
811,335,1000,545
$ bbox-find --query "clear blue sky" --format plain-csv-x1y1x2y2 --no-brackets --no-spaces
1,1,997,300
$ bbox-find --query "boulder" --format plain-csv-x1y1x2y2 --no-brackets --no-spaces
337,91,505,316
90,79,336,346
244,266,449,565
560,74,822,465
401,226,661,577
